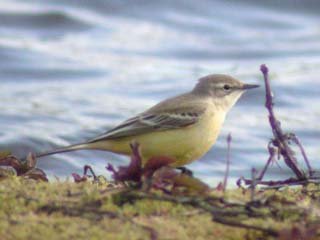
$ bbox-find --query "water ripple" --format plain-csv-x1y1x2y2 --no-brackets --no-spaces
0,0,319,185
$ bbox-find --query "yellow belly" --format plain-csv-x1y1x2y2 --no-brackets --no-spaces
91,111,225,167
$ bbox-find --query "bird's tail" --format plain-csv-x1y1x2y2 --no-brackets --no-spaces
35,143,90,159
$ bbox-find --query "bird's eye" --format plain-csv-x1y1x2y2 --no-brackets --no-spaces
223,84,231,91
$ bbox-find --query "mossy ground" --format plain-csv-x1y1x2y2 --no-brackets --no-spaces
0,176,319,240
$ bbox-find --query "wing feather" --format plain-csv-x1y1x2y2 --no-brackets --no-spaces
88,109,205,142
88,93,208,142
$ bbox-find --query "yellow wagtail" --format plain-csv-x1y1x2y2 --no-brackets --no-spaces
36,74,258,167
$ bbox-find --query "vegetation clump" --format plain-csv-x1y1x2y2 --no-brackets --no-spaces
0,176,320,240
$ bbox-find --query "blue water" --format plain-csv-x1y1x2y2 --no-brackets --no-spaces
0,0,319,186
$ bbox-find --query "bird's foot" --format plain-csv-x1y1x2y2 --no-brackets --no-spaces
176,167,193,176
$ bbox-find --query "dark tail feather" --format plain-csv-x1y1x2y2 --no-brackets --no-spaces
35,143,88,159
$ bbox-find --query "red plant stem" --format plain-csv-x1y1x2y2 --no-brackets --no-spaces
250,168,257,202
222,133,232,192
241,177,320,188
256,144,276,181
289,134,313,177
260,64,305,180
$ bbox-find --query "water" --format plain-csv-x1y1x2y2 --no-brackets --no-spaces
0,0,319,186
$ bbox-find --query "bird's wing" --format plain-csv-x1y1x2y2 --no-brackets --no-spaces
88,106,206,142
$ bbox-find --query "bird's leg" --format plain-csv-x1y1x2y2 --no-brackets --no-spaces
176,167,193,176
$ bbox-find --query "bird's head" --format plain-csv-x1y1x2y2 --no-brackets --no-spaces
192,74,259,111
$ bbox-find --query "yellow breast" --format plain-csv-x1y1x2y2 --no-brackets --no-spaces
91,107,226,167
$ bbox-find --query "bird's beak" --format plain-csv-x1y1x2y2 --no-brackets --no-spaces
242,83,260,90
